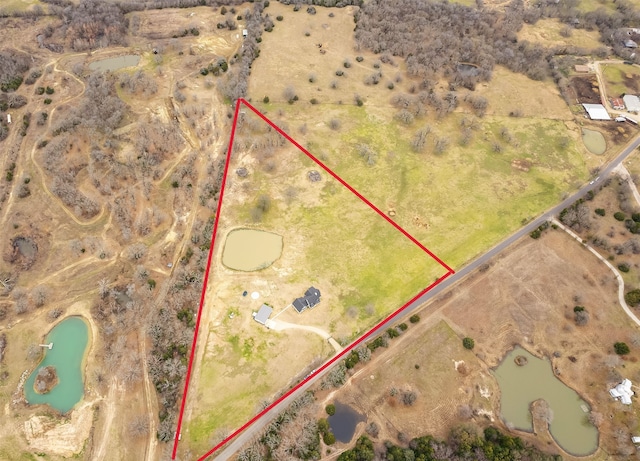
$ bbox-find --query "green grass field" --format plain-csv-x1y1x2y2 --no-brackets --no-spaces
259,103,589,269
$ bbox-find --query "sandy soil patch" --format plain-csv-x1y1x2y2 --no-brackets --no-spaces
24,401,93,457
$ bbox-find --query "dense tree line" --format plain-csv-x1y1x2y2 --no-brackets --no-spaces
354,0,557,87
217,2,265,101
338,426,560,461
279,0,362,7
148,217,213,441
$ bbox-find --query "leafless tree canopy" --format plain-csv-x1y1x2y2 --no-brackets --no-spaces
355,0,552,86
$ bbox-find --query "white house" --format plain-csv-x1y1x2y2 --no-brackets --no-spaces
610,378,634,405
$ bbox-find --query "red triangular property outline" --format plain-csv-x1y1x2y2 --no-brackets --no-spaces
171,98,455,460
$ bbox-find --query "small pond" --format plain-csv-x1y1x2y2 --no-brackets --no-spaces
25,316,89,413
89,54,140,72
328,402,365,443
582,128,606,155
222,228,283,271
494,346,598,456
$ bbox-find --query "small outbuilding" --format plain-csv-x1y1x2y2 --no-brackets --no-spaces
574,64,590,73
624,94,640,112
624,39,639,49
253,304,273,325
582,103,611,120
610,378,634,405
6,114,11,124
611,97,626,110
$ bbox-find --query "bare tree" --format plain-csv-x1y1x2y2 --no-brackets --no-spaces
30,285,48,308
128,414,150,438
98,278,110,299
125,243,147,260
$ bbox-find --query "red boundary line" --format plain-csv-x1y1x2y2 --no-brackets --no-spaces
172,98,455,460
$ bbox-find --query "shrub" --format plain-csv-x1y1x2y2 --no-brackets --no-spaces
344,350,359,369
614,212,626,221
398,323,408,331
43,98,52,105
387,82,394,90
310,98,318,105
45,86,54,95
619,263,630,273
325,404,336,416
625,288,640,306
323,431,336,445
344,60,351,68
614,342,630,355
1,76,23,92
335,70,344,77
595,208,605,217
573,305,585,312
634,213,640,223
356,56,364,62
409,314,420,323
263,96,269,103
462,337,475,350
387,327,400,338
36,87,45,95
276,15,283,21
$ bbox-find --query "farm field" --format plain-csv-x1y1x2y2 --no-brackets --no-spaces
247,3,593,269
179,102,449,456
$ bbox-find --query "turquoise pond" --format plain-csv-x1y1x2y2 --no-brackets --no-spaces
24,316,89,413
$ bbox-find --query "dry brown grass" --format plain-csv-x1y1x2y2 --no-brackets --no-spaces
518,19,603,51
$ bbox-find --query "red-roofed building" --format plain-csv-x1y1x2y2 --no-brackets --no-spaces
612,98,626,110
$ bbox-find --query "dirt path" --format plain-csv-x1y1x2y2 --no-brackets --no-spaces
265,318,343,353
93,377,119,461
139,331,158,461
552,218,640,328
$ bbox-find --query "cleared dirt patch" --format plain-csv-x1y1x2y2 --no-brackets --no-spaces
571,75,602,104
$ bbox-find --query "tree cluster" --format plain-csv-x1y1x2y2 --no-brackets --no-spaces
0,49,31,93
238,392,320,461
355,0,558,89
46,0,128,51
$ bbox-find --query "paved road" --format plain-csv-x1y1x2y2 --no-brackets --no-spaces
207,134,640,461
